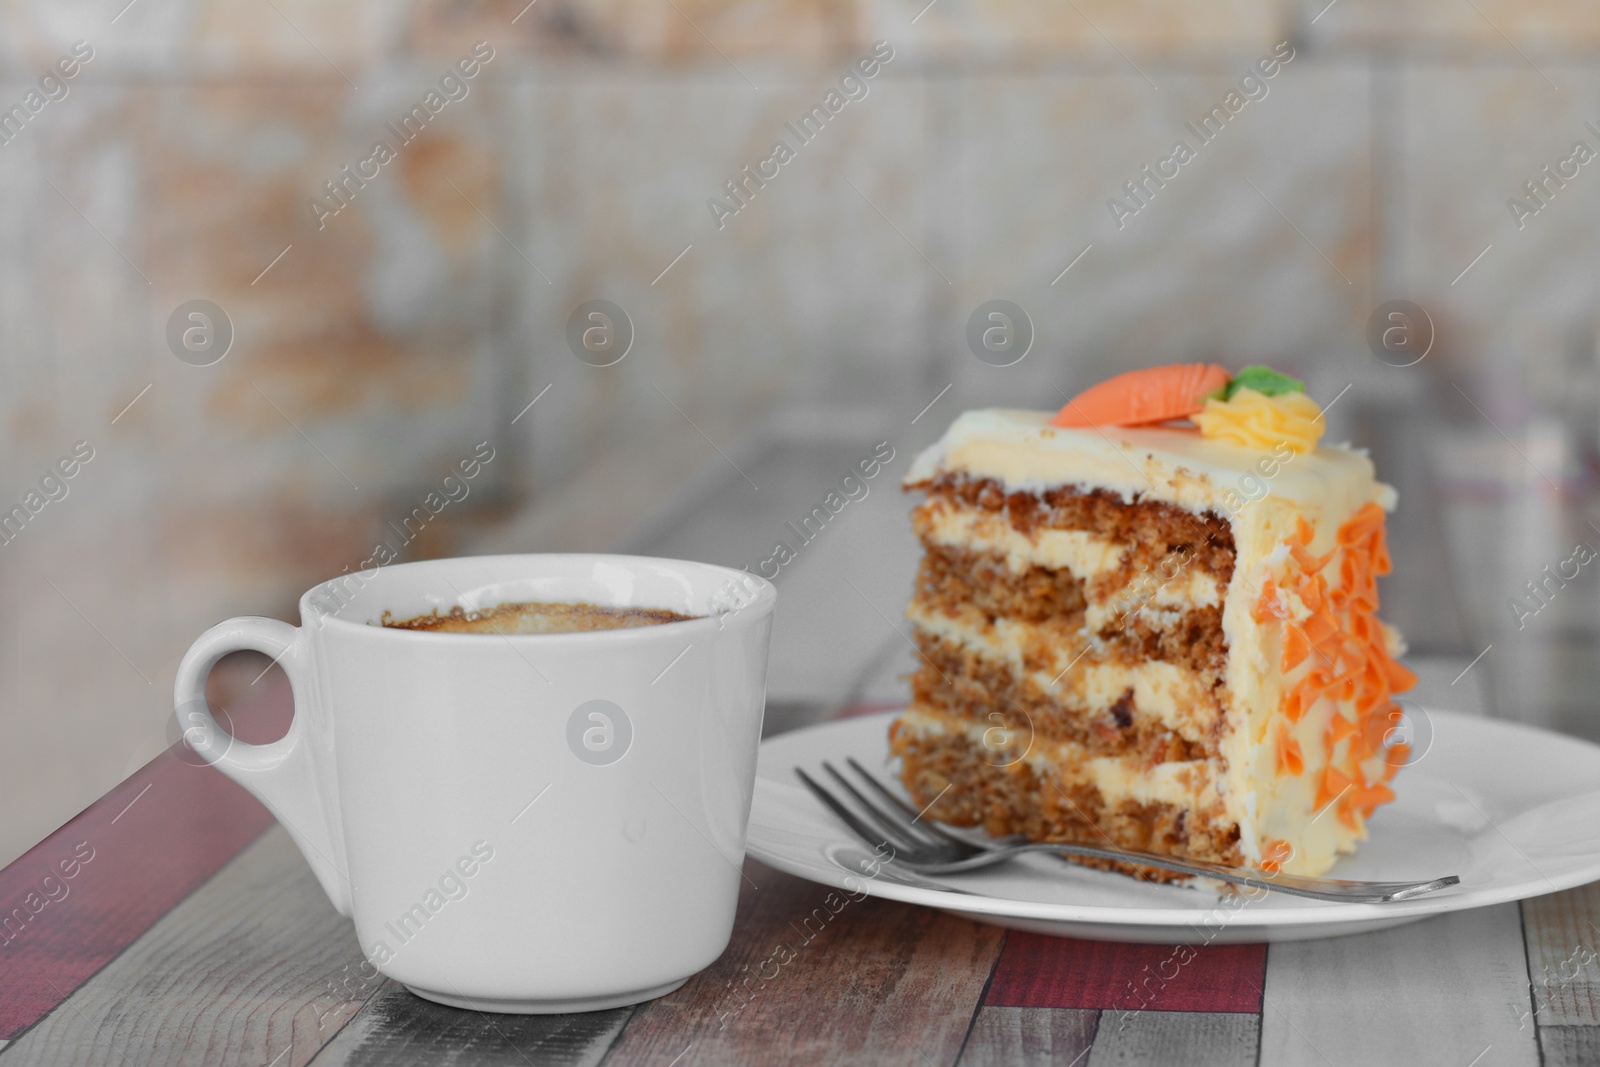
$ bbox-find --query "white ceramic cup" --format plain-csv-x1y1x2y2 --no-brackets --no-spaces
173,553,775,1013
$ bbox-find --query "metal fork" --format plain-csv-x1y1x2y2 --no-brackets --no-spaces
795,758,1460,904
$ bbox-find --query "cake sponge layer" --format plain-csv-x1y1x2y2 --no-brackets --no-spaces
891,707,1241,882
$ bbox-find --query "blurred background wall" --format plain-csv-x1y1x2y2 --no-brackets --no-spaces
4,0,1600,866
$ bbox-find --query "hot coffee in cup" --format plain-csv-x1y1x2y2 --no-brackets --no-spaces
382,599,700,634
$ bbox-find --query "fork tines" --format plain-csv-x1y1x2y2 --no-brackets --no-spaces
794,759,966,866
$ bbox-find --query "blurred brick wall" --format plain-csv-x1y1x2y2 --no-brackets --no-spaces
2,0,1600,863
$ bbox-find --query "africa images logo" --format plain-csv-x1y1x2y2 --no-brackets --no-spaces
567,699,633,766
705,41,895,231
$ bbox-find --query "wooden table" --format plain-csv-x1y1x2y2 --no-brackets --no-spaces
1,678,1597,1066
3,419,1598,1065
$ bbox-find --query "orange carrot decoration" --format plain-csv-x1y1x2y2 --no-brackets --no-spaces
1052,363,1231,428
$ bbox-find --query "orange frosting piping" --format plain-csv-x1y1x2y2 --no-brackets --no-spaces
1275,722,1305,777
1259,838,1293,873
1272,502,1414,832
1337,505,1385,547
1282,626,1311,672
1325,711,1357,746
1296,573,1324,612
1290,544,1334,575
1340,781,1396,828
1315,764,1352,813
1252,577,1289,623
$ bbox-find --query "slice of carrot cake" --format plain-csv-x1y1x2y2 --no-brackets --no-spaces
891,364,1415,878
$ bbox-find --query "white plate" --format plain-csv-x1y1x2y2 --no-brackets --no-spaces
745,709,1600,943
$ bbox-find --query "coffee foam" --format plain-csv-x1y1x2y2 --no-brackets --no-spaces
380,599,699,635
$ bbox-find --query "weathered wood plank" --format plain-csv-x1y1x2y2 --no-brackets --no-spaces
1087,1011,1257,1067
0,828,375,1067
1259,904,1539,1066
306,983,629,1066
1541,1024,1600,1066
0,679,289,1040
601,859,1003,1067
983,932,1265,1015
1522,882,1600,1027
956,1007,1097,1067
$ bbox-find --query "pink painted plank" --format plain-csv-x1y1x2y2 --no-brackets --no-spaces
0,677,292,1040
984,932,1266,1015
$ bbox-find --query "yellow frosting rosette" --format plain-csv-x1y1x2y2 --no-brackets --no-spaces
1193,386,1325,454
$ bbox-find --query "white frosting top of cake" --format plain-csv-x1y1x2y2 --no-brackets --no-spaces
905,408,1397,515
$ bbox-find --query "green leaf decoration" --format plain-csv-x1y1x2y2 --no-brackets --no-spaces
1223,365,1305,400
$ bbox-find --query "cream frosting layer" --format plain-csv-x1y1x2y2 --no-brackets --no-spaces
898,705,1223,817
1086,572,1222,634
917,500,1127,577
907,605,1222,742
916,498,1225,627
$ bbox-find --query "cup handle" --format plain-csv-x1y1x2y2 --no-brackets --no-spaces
174,616,352,917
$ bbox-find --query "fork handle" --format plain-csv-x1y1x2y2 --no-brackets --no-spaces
912,841,1459,904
